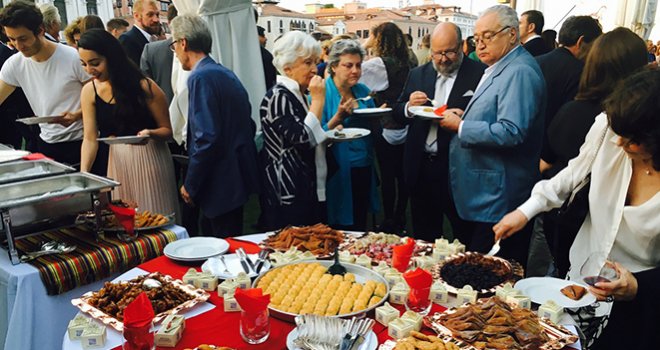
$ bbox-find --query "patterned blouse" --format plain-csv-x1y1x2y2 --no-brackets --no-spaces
260,76,326,206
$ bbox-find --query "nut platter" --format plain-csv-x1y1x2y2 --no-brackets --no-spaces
431,252,523,295
71,272,210,331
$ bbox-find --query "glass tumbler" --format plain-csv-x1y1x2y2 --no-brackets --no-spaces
405,287,432,315
240,309,270,344
122,321,155,350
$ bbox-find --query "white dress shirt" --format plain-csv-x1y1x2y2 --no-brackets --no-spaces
518,114,660,281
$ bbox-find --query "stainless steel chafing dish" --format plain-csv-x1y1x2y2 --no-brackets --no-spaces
0,159,75,185
0,172,119,264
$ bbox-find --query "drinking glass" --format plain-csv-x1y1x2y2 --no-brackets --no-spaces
580,251,618,286
240,309,270,344
405,287,432,315
122,321,155,350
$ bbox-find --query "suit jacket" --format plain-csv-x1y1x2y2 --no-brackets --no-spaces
523,37,550,57
140,38,174,103
119,26,149,66
536,47,584,163
450,45,546,222
393,59,486,191
185,56,260,218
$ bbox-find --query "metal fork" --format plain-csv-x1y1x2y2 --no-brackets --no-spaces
218,255,231,274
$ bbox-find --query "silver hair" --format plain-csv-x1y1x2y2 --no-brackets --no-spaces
170,15,212,55
480,5,520,41
327,39,365,76
39,3,61,28
272,31,321,74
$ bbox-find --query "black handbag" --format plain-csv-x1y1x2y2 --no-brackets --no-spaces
554,127,608,277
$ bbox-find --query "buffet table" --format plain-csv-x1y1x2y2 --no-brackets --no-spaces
60,233,581,350
0,225,188,350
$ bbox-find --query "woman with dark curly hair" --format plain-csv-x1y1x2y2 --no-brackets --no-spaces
360,22,413,233
494,68,660,349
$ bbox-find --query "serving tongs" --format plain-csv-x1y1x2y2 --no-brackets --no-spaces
20,241,77,262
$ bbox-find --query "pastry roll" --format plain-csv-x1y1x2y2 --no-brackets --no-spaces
374,282,387,298
344,273,356,283
368,296,382,308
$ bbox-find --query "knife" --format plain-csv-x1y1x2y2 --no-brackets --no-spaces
236,248,252,274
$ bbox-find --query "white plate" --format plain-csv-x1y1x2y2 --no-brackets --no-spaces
409,106,444,120
515,277,597,308
97,135,149,145
286,328,377,350
0,150,30,163
16,116,60,125
325,128,371,142
201,253,271,279
164,237,229,262
352,107,392,117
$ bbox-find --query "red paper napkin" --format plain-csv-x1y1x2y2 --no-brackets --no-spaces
123,292,155,350
109,204,136,234
235,288,270,314
403,268,433,303
22,153,50,160
124,292,154,327
226,238,261,254
433,104,448,117
392,238,415,272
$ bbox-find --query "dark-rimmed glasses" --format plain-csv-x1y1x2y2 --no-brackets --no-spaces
169,40,179,52
431,48,460,60
473,26,511,45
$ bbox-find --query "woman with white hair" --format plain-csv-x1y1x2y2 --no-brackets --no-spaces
259,31,328,230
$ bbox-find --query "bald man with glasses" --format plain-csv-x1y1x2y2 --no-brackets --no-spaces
392,22,485,242
437,5,546,268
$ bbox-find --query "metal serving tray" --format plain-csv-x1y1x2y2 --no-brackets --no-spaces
0,159,75,185
0,143,13,151
0,172,119,264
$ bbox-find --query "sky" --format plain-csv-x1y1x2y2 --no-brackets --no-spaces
277,0,660,41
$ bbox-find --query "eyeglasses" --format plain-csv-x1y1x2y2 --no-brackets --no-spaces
169,40,179,52
473,26,511,45
431,48,459,60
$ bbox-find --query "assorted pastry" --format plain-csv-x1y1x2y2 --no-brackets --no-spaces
436,296,550,350
439,253,512,291
86,273,196,321
344,232,432,264
560,284,587,300
262,223,344,256
256,262,387,316
393,331,460,350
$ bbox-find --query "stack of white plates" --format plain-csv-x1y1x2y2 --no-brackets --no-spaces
0,150,30,163
163,237,229,262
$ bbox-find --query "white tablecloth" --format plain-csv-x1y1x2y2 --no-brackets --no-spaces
0,225,188,350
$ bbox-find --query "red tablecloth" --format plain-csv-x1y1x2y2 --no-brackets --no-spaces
111,255,447,350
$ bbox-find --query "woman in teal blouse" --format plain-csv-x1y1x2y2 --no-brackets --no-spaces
320,39,380,230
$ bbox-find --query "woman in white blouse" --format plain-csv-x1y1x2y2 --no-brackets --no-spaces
494,69,660,348
258,31,328,230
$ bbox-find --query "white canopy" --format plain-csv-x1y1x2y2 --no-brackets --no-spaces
172,0,266,145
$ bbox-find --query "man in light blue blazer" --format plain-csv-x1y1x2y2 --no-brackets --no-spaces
439,5,546,268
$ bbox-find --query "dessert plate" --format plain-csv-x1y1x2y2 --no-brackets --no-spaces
409,106,443,119
515,277,597,308
16,115,60,125
97,135,149,145
0,150,30,163
325,128,371,142
164,237,229,262
352,107,392,118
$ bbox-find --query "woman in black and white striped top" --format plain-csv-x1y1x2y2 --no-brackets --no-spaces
259,31,328,230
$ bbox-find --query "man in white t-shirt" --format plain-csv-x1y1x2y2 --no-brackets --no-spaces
0,1,90,166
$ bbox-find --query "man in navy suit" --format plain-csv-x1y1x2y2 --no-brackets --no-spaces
439,5,546,268
171,14,259,237
393,22,485,242
519,10,550,57
119,0,161,65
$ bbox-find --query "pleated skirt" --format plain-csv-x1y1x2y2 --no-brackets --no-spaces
107,140,181,222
